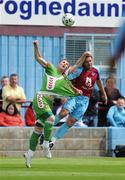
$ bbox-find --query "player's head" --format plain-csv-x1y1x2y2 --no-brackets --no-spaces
57,59,69,74
82,51,93,70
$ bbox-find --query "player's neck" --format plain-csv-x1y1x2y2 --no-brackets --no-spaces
57,68,64,75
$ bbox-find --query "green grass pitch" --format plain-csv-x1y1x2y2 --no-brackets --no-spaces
0,157,125,180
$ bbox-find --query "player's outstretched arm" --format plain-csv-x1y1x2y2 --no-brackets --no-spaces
33,40,48,68
67,58,81,74
68,51,92,74
68,80,83,95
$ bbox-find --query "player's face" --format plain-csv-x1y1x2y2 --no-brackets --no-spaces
58,59,69,72
83,56,93,70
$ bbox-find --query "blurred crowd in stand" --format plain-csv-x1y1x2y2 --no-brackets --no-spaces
0,74,125,128
0,74,26,126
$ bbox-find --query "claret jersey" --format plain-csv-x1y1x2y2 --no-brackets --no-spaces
71,67,100,97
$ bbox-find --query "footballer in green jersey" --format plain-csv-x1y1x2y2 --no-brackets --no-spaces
24,40,81,168
33,63,78,122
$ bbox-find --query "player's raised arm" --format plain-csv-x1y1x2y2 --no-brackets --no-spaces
33,40,48,68
68,80,83,95
68,51,92,74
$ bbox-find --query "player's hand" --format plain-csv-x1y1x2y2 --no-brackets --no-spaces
33,40,39,49
103,95,108,104
75,88,83,95
68,65,77,74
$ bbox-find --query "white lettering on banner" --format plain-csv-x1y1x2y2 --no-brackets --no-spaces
0,0,125,27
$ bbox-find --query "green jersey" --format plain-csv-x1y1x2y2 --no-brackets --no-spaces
40,63,77,97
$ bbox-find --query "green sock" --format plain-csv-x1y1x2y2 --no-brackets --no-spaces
29,131,40,151
44,121,53,141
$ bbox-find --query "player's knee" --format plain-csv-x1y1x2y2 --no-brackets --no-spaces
59,108,68,118
66,117,76,127
34,126,43,134
47,115,55,125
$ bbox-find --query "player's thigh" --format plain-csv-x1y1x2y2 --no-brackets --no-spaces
33,94,53,125
63,97,76,114
70,96,89,121
34,125,43,134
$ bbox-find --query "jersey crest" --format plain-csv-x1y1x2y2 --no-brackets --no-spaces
85,77,92,87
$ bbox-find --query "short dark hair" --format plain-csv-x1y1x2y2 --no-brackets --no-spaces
1,76,9,81
59,58,69,63
10,73,18,78
1,76,8,79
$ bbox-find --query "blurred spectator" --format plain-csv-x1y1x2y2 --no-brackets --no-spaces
82,88,100,127
25,102,35,126
0,76,9,112
98,76,122,126
0,103,24,126
2,73,26,112
107,98,125,127
52,98,63,115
